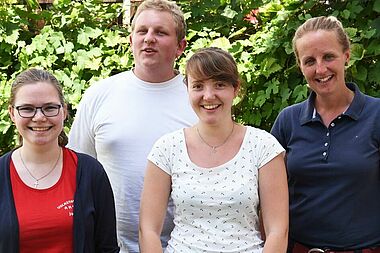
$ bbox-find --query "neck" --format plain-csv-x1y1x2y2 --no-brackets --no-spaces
315,86,354,112
133,66,177,83
196,120,235,144
20,143,61,164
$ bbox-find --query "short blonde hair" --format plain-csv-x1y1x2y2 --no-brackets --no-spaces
131,0,186,43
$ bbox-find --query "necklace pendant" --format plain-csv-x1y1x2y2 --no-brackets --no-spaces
34,180,39,188
212,147,217,153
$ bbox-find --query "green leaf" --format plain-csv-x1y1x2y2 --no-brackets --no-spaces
352,64,367,81
292,84,308,103
4,29,19,45
228,27,246,39
261,57,282,78
64,42,74,54
368,62,380,83
25,0,40,9
0,121,11,134
103,30,121,47
254,90,269,107
362,29,376,39
222,6,238,19
341,10,350,19
345,27,357,38
265,79,280,96
374,0,380,13
350,43,365,61
77,32,90,45
56,46,65,54
210,37,231,49
367,40,380,55
222,6,237,19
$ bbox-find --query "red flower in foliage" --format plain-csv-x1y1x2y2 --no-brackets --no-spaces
244,9,259,25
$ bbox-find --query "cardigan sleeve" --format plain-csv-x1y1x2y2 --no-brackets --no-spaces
0,151,20,253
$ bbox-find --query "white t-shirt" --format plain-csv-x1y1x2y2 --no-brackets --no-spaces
148,126,285,253
68,71,198,253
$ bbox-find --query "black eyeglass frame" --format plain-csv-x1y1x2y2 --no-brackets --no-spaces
13,104,63,118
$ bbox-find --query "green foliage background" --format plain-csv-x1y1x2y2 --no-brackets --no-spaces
0,0,379,155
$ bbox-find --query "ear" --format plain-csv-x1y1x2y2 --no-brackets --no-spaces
8,105,17,123
234,81,241,97
344,49,350,65
175,39,187,58
129,33,133,45
63,104,68,121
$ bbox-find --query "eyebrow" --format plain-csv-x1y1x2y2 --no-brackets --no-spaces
16,102,61,106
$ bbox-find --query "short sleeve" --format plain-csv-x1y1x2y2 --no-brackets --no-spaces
251,128,285,169
148,134,173,175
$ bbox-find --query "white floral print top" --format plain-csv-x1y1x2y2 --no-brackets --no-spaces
148,126,284,253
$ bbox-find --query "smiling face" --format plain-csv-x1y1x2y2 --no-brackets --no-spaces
9,81,67,149
187,77,238,126
130,9,186,81
296,30,350,97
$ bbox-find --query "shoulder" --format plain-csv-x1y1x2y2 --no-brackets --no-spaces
82,71,132,99
0,151,12,174
364,94,380,108
73,151,106,177
154,129,184,146
246,126,278,142
278,100,307,117
0,151,12,163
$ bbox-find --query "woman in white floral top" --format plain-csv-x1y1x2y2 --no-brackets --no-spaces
139,47,288,253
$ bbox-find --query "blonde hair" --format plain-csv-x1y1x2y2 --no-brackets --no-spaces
293,16,350,65
131,0,186,43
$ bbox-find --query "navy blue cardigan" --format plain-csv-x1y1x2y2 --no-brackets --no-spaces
0,150,119,253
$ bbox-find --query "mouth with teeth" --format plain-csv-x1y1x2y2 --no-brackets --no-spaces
142,48,157,53
316,75,333,83
29,126,53,132
202,104,220,110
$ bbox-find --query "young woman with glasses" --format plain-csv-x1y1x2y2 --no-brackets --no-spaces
0,68,119,252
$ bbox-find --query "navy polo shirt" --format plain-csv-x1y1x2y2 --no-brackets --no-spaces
271,83,380,249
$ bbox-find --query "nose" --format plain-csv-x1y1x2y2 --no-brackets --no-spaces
203,87,216,100
32,108,47,121
315,60,327,74
144,30,156,44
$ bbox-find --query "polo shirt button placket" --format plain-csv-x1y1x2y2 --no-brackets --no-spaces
323,126,332,159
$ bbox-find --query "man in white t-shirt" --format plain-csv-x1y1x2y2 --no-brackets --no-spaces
67,1,197,252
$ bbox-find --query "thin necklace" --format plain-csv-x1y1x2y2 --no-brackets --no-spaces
196,123,235,153
19,148,61,189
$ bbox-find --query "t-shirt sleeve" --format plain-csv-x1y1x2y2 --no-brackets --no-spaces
147,134,172,175
67,86,98,158
253,129,285,169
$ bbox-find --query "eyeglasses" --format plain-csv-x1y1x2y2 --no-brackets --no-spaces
14,104,62,118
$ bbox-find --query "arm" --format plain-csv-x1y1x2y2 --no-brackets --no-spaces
259,154,289,253
139,161,172,253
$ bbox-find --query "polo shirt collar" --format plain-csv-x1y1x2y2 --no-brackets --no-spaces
299,82,365,125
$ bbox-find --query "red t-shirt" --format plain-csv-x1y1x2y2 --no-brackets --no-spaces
10,147,77,253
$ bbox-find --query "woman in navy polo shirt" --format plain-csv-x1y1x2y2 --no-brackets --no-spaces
271,16,380,253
